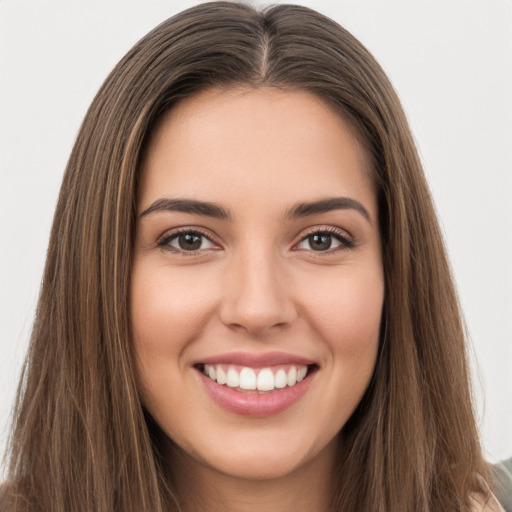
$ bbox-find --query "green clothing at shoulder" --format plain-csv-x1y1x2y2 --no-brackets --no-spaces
492,457,512,512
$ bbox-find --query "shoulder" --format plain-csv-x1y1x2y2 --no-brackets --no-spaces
491,458,512,512
470,492,505,512
470,476,507,512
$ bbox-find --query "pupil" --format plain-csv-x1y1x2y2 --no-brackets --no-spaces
310,234,331,251
179,233,202,250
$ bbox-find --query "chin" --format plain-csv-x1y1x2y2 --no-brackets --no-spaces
206,446,309,481
169,423,340,484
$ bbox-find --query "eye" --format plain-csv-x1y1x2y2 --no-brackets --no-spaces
295,229,353,252
158,229,218,253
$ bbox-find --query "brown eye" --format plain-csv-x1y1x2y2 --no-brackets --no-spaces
177,233,203,251
159,230,217,253
296,229,353,252
308,234,332,251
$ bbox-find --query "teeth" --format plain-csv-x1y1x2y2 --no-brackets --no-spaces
257,368,274,391
226,368,240,388
287,366,297,387
216,366,227,385
203,364,309,392
239,367,257,390
274,369,287,389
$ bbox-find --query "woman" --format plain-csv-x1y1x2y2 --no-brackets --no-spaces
1,2,505,511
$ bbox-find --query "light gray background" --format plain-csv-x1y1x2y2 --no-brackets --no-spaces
1,0,511,474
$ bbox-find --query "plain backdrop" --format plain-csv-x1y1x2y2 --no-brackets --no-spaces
1,0,511,474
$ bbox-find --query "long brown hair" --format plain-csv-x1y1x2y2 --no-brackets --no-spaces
2,2,487,511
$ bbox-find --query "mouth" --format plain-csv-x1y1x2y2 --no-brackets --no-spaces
196,363,318,394
194,354,319,416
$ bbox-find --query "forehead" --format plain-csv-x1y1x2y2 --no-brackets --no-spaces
138,87,376,219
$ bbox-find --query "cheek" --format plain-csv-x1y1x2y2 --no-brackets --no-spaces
130,263,216,410
305,269,384,350
131,263,217,355
299,263,384,408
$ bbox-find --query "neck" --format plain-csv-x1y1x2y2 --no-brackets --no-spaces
166,439,338,512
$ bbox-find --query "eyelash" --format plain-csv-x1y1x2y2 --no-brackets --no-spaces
156,227,219,256
156,226,354,255
295,226,354,253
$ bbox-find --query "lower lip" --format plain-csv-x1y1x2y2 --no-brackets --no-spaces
198,370,314,417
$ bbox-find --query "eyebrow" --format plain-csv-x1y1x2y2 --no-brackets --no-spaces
139,198,232,219
139,196,371,223
285,197,371,222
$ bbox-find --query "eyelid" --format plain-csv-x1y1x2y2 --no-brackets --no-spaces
154,224,354,255
293,225,354,252
156,226,222,253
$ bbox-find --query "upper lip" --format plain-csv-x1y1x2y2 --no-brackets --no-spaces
196,351,316,368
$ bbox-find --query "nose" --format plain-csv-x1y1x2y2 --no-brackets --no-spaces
219,248,298,337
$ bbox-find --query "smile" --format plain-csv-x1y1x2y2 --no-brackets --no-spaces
195,353,318,416
201,364,309,393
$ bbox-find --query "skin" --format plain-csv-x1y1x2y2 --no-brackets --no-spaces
131,87,384,512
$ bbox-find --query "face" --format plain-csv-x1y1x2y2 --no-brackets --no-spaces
131,87,384,481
